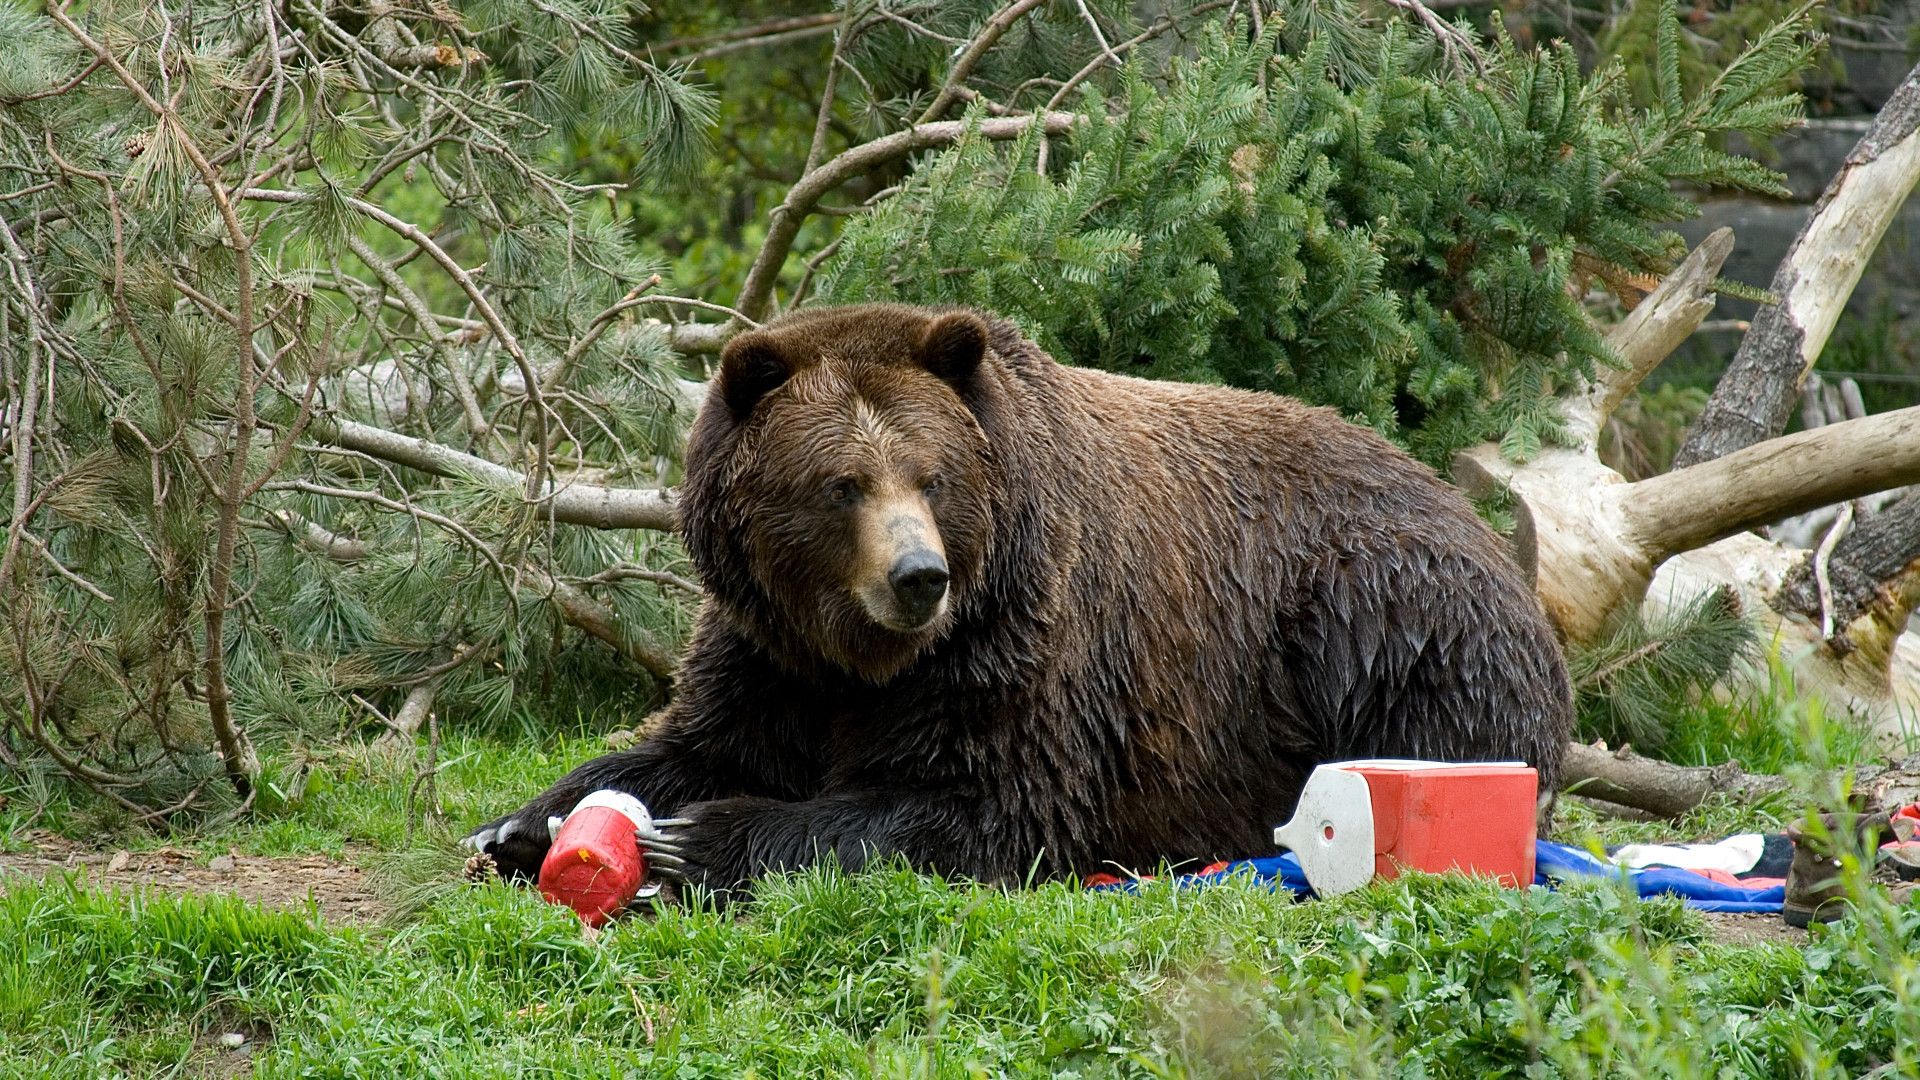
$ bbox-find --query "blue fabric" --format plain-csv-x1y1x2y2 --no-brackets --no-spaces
1086,841,1786,913
1532,840,1785,913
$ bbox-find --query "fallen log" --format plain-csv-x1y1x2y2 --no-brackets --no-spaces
1561,741,1792,819
1560,741,1920,820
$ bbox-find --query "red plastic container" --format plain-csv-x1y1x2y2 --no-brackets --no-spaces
1338,760,1538,887
537,790,653,927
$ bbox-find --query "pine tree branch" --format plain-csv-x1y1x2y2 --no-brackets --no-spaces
0,216,47,596
658,14,842,62
572,563,703,597
1674,57,1920,468
735,110,1079,323
346,233,491,439
240,186,557,496
14,531,116,603
917,0,1053,125
1379,0,1486,76
374,43,487,70
46,1,266,798
259,485,679,682
306,416,679,531
263,510,372,561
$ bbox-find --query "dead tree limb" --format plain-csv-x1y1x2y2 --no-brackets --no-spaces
308,416,679,531
1459,382,1920,641
1674,58,1920,467
1561,741,1792,819
1561,742,1920,820
1774,490,1920,652
1564,228,1735,446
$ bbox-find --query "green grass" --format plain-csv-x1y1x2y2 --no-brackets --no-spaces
2,678,1914,1076
7,855,1920,1077
4,855,1919,1078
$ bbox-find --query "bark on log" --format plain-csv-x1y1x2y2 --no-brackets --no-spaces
1774,490,1920,651
1561,741,1791,819
1674,58,1920,468
1561,741,1920,821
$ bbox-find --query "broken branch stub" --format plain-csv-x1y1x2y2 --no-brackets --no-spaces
1459,405,1920,643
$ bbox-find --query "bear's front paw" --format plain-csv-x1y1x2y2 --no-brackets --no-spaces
461,806,565,882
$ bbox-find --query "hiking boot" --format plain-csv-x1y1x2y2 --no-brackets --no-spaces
1783,810,1891,929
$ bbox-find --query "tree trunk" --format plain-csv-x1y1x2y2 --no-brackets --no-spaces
1674,58,1920,467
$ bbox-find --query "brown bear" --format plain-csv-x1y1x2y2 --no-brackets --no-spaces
465,303,1573,896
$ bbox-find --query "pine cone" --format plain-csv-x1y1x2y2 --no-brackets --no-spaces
463,850,498,883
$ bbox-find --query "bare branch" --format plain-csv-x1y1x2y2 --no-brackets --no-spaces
918,0,1052,125
376,43,488,69
574,562,702,597
735,111,1079,323
16,531,115,603
1563,227,1734,445
308,415,679,531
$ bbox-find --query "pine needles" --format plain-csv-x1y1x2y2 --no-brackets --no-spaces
1569,586,1759,752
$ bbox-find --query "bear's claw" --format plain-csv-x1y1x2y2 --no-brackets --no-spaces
637,816,694,882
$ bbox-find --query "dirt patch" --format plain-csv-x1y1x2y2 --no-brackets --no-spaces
0,832,387,923
1698,911,1807,946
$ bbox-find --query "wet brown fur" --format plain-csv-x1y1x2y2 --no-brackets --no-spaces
471,304,1574,892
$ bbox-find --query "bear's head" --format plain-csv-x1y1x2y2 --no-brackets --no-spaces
682,305,1002,682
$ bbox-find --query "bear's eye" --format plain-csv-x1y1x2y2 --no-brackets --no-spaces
922,477,942,498
826,477,860,505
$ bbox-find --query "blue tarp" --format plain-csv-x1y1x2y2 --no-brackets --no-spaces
1088,841,1787,913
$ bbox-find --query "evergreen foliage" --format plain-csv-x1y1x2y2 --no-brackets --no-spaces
820,3,1819,466
0,0,708,813
1569,586,1759,752
0,0,1829,818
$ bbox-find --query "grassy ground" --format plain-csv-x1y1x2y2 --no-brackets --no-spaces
3,689,1918,1078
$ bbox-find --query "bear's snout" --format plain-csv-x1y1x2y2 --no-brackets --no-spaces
888,551,949,623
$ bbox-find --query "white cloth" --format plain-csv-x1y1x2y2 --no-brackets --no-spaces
1610,834,1766,875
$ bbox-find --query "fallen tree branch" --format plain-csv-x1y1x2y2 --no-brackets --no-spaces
1629,404,1920,558
1561,742,1920,820
1560,741,1793,818
307,415,678,531
1458,403,1920,641
1675,57,1920,467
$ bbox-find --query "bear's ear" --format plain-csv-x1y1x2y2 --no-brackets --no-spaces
715,333,795,420
915,311,988,389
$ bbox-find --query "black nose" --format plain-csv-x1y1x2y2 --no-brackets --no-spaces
888,551,949,620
